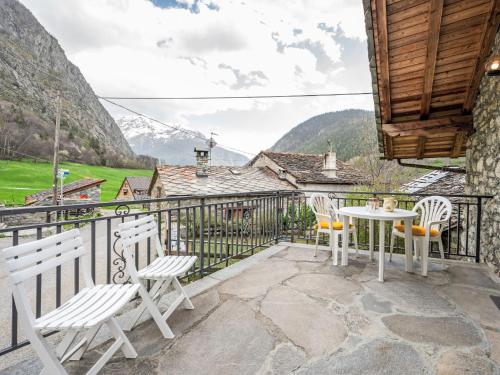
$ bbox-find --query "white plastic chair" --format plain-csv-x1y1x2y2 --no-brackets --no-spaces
1,229,139,375
389,196,452,276
118,215,197,338
309,193,358,265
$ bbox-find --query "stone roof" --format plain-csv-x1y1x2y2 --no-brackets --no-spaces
126,176,151,192
151,165,294,196
25,178,106,205
252,151,368,185
125,176,152,199
401,171,465,196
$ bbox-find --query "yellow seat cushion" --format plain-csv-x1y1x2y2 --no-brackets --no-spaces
314,221,353,230
394,224,439,237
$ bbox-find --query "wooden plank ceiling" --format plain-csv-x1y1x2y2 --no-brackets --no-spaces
369,0,500,159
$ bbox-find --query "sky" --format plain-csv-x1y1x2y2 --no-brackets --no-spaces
20,0,373,157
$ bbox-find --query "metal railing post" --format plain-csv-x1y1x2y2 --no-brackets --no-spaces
199,198,205,276
290,192,295,243
475,197,482,263
275,191,280,244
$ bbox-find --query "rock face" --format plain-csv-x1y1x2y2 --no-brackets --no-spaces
0,0,153,167
466,30,500,275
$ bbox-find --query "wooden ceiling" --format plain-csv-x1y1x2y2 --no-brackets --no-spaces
366,0,500,159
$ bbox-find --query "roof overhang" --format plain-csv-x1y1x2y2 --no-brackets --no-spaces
363,0,500,159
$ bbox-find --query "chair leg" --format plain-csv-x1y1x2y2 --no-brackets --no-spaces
56,330,78,360
85,318,137,375
414,240,419,260
29,328,67,375
106,317,137,359
332,232,338,266
438,238,445,266
421,239,429,276
314,230,320,257
124,279,164,332
172,277,194,310
69,325,101,361
134,280,175,339
389,233,395,262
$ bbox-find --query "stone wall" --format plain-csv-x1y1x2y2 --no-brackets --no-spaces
465,31,500,275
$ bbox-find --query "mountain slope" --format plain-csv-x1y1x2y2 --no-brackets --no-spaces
0,0,153,168
117,116,249,166
271,109,377,160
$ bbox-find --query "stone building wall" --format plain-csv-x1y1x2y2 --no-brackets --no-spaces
465,31,500,275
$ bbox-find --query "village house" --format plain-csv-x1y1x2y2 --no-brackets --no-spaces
149,149,294,205
24,178,106,205
115,176,152,201
249,150,368,192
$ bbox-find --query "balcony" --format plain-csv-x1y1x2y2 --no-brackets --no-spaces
0,191,498,374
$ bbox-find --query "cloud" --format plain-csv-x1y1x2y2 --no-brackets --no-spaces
178,24,248,53
218,64,268,89
19,0,373,156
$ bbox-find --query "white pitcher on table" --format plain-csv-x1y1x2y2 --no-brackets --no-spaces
383,196,398,212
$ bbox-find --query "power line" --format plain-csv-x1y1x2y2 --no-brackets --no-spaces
99,92,373,100
99,97,256,156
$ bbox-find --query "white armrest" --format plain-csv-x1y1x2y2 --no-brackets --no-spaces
424,220,448,237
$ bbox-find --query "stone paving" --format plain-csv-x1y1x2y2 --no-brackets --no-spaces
3,244,500,374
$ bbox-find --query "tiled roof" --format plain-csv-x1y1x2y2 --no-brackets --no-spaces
400,171,465,196
126,176,152,199
25,178,106,205
152,165,294,196
254,151,368,185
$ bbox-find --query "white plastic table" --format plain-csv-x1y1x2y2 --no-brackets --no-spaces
338,206,418,282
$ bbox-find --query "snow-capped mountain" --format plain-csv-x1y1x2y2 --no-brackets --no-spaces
117,116,249,166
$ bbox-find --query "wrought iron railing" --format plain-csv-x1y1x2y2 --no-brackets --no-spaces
0,189,492,357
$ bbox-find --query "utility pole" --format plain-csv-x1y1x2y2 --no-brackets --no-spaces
52,92,61,206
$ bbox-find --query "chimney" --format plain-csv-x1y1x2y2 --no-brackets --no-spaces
323,151,337,178
194,148,209,177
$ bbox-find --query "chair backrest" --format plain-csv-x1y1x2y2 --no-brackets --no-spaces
309,193,338,223
413,196,452,231
1,229,89,324
118,215,163,262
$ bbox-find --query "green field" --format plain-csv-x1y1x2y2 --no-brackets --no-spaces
0,160,152,206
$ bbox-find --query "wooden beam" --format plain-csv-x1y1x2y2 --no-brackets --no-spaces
463,0,499,112
420,0,444,118
383,115,472,130
382,116,474,137
451,132,466,158
416,136,426,159
375,0,392,122
383,124,473,137
385,133,394,160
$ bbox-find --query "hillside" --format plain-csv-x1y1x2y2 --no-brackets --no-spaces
118,116,249,166
0,0,154,168
271,109,377,160
0,160,152,205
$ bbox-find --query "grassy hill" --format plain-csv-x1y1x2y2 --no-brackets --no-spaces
0,160,152,206
271,109,377,160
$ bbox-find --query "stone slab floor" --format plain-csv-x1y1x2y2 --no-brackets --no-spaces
3,245,500,374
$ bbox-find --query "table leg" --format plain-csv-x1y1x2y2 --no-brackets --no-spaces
403,218,414,273
342,215,349,266
378,220,385,282
369,219,374,261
